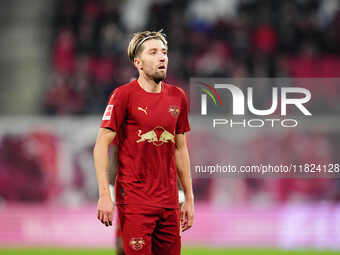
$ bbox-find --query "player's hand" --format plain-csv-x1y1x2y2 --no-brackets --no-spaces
180,200,194,232
97,195,114,227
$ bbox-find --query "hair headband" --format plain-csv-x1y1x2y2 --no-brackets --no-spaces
133,35,158,59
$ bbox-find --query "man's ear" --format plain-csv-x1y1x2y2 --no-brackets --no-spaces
134,57,143,70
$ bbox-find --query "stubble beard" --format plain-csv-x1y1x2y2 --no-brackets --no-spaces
152,70,166,84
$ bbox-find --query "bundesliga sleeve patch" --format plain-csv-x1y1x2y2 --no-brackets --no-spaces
102,104,114,120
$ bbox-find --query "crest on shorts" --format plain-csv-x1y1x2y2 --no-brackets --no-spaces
129,237,145,251
169,105,180,118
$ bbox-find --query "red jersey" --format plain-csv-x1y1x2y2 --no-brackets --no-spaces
101,80,190,208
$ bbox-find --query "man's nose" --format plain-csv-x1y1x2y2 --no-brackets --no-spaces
159,52,166,62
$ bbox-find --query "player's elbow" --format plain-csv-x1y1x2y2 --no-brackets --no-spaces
175,143,187,156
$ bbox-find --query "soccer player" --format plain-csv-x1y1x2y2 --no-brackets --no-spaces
93,30,194,255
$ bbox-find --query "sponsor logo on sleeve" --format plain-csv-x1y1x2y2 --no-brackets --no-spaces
102,104,114,120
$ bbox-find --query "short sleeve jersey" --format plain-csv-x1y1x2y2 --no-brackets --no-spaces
101,80,190,208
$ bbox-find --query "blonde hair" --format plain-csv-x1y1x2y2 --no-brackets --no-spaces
127,30,167,62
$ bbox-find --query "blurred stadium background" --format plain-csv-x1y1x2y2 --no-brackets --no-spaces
1,0,340,254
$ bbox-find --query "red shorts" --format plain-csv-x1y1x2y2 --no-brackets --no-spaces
117,205,181,255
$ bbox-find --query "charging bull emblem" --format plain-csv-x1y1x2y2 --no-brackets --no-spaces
137,126,175,146
136,130,158,143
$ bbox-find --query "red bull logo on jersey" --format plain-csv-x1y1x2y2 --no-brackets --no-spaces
136,126,175,146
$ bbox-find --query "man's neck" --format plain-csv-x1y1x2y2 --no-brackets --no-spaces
137,74,162,93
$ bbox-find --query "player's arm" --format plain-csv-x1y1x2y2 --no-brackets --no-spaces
93,127,116,227
108,143,118,201
175,133,194,232
108,144,118,185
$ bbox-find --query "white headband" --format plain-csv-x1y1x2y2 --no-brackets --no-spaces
133,35,158,58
